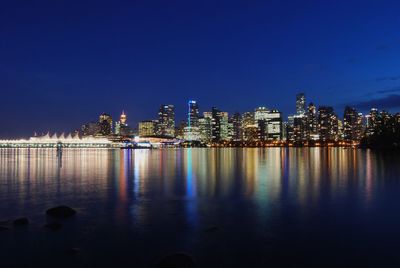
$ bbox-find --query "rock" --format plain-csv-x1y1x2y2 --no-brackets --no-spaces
158,253,195,268
44,222,62,231
13,217,29,226
46,206,76,218
0,226,9,231
204,226,219,233
65,247,80,255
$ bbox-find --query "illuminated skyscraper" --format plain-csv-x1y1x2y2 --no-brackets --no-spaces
296,93,306,115
318,106,338,141
158,104,175,137
232,112,242,141
307,103,318,136
185,100,200,141
98,113,113,136
343,106,362,141
188,100,199,128
139,120,157,137
115,111,128,135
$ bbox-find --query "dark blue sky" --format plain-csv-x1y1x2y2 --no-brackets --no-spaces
1,0,400,137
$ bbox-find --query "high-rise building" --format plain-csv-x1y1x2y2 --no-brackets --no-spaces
210,107,222,142
307,103,318,137
318,106,338,141
81,122,100,136
220,112,230,141
139,120,157,137
254,107,269,121
241,112,257,141
115,111,128,135
231,112,242,141
265,110,283,140
198,116,212,143
158,104,175,137
343,106,362,141
185,100,200,141
188,100,199,128
296,93,306,115
99,113,113,136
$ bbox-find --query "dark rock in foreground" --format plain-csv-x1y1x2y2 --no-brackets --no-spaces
46,206,76,218
0,226,9,231
13,217,29,226
44,222,62,230
204,226,219,233
158,253,195,268
65,247,80,255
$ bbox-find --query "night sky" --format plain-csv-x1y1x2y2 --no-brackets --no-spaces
1,1,400,137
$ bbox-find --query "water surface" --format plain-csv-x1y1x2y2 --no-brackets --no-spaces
1,148,400,267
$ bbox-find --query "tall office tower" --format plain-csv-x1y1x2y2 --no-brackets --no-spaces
99,113,113,136
318,106,339,141
188,100,199,128
265,110,283,140
199,116,212,143
120,111,127,125
115,111,128,135
296,93,306,115
208,107,220,142
365,108,379,136
185,100,200,141
158,104,175,137
241,112,257,141
138,120,157,137
232,112,242,141
293,115,308,143
286,115,295,142
254,107,269,121
220,112,230,141
307,103,318,137
343,106,362,141
81,122,101,136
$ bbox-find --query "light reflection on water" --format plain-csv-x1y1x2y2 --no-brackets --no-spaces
1,148,399,267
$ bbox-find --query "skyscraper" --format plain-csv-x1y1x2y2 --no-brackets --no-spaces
318,106,338,141
115,111,128,135
185,100,200,141
139,120,157,137
188,100,199,128
296,93,306,115
307,102,318,136
158,104,175,137
98,113,113,136
343,106,362,141
231,112,242,141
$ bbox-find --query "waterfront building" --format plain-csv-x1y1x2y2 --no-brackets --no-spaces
241,112,257,141
139,120,157,137
231,112,242,141
185,100,200,141
99,113,113,136
318,106,339,141
198,116,212,143
158,104,175,137
115,111,128,135
188,100,199,127
343,106,362,141
220,112,230,141
81,122,101,136
307,103,318,137
265,109,283,140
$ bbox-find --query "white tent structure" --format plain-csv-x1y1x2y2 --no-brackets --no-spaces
0,133,113,148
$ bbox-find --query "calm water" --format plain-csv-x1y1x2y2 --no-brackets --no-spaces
1,148,400,267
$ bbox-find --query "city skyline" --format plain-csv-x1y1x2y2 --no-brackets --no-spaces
1,1,400,137
1,92,399,139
